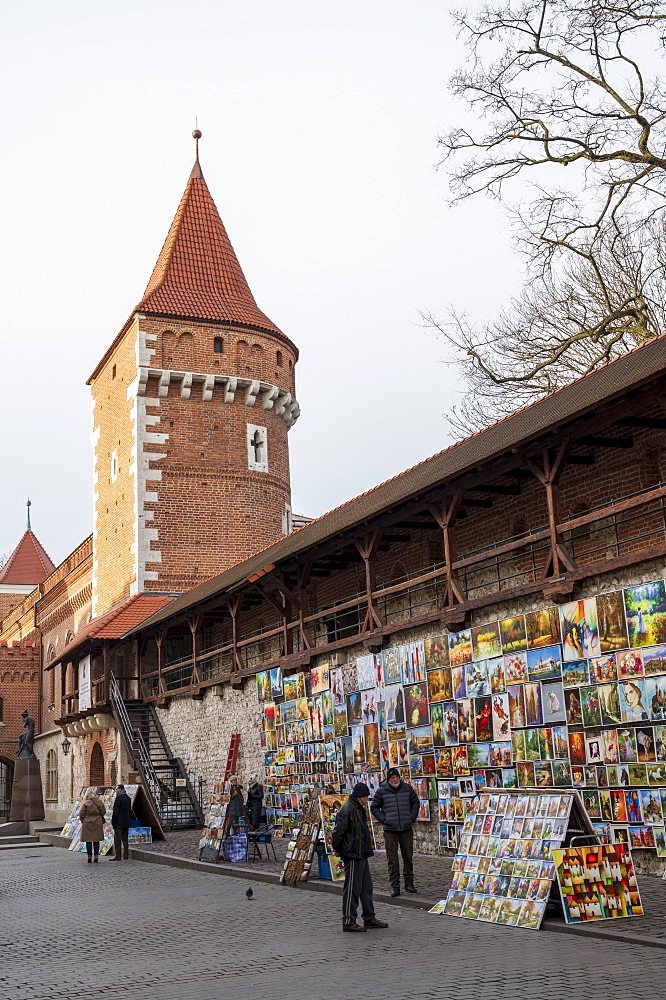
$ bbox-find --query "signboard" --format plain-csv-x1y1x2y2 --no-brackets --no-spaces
78,655,91,712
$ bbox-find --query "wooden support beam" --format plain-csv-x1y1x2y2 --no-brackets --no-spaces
187,610,204,687
155,628,168,696
523,442,577,584
427,493,466,607
297,558,314,652
354,530,384,632
226,596,243,674
620,416,666,429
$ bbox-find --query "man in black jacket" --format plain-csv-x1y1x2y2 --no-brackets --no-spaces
371,767,420,896
110,784,132,861
331,783,388,933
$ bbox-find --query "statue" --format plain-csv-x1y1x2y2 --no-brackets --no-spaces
17,710,37,760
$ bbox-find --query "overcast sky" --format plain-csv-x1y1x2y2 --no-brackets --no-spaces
0,0,521,566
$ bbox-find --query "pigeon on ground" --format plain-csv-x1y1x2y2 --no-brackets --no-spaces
246,887,254,898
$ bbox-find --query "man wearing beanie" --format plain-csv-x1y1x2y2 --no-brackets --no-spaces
371,767,420,896
331,783,388,932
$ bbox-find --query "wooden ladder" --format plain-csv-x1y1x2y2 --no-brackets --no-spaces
224,734,241,780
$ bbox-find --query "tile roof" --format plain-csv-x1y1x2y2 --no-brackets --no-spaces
48,593,176,668
129,330,666,634
0,531,55,586
137,157,281,334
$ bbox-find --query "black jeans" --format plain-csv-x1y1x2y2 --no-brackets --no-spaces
342,858,375,926
114,828,129,859
85,841,100,857
383,828,414,887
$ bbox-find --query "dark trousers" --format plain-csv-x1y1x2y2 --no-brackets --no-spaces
384,828,414,887
342,858,375,926
85,841,100,857
114,828,129,859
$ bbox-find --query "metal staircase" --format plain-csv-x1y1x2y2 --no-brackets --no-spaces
110,676,203,829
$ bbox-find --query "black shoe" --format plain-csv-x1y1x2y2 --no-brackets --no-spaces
343,923,367,932
405,883,418,894
390,887,400,897
93,856,99,863
87,857,92,864
364,917,389,928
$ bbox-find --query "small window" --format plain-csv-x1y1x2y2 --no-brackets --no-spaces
112,364,117,379
276,350,283,366
46,749,58,800
247,424,268,472
110,450,119,483
214,337,224,354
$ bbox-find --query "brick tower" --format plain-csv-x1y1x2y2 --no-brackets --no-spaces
88,133,300,617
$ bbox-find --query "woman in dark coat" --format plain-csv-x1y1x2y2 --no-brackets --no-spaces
79,790,106,863
226,777,246,832
246,774,264,829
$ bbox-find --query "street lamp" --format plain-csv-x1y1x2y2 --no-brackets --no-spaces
61,736,71,756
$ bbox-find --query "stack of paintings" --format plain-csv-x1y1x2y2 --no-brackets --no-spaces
198,781,231,860
65,785,140,855
431,790,574,930
553,844,643,922
280,789,322,885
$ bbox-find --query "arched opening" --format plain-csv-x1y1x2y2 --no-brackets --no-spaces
236,339,250,373
0,757,14,821
213,336,224,354
89,742,105,787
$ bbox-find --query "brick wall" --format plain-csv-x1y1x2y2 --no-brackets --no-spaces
0,644,40,764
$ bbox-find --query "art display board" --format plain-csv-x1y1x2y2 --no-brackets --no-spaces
553,844,643,922
65,785,140,855
280,788,322,885
198,781,230,861
256,576,666,853
432,789,593,930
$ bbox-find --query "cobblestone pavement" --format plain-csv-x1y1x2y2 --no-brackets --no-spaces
142,829,666,942
2,846,666,1000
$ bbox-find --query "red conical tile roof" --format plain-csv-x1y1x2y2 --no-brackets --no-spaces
0,531,55,587
137,157,281,334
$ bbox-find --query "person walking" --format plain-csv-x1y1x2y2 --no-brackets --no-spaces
331,782,388,933
371,767,420,896
110,784,132,861
246,774,264,829
79,789,106,863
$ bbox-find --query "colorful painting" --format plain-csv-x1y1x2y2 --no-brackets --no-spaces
382,646,402,686
472,622,502,660
270,667,284,699
504,652,528,684
553,845,643,922
449,629,472,666
596,591,629,652
256,671,271,702
560,599,601,660
624,581,666,648
427,667,452,704
405,682,430,729
500,616,528,654
525,607,561,649
309,664,330,695
356,654,375,691
424,634,450,669
466,660,492,698
562,659,589,688
527,645,562,682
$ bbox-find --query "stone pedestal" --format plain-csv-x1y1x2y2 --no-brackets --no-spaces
9,758,45,823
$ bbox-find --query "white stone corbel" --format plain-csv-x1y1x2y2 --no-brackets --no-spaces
137,368,149,396
261,385,279,410
159,371,171,397
223,377,237,403
275,391,292,417
180,373,193,400
202,375,215,401
245,380,261,406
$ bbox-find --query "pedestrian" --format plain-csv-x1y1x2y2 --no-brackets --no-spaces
246,773,264,829
110,784,132,861
331,782,388,933
78,789,106,864
371,767,420,896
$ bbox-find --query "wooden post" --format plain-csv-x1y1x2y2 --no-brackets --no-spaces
226,596,243,674
523,442,576,583
188,611,204,687
297,558,313,652
354,530,383,632
102,639,110,705
155,628,167,695
427,492,465,608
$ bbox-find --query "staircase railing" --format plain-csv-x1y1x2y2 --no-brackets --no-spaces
109,674,162,822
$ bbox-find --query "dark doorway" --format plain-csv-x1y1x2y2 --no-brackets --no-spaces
0,758,14,821
89,742,105,786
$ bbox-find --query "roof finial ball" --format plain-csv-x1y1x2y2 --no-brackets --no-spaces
193,128,202,159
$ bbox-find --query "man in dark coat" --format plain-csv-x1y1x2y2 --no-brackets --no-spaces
111,784,132,861
331,783,388,933
246,774,264,829
371,767,420,896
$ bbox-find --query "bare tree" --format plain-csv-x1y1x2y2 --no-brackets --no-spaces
431,1,666,433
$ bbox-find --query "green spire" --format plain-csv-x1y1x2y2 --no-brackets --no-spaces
26,497,31,531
